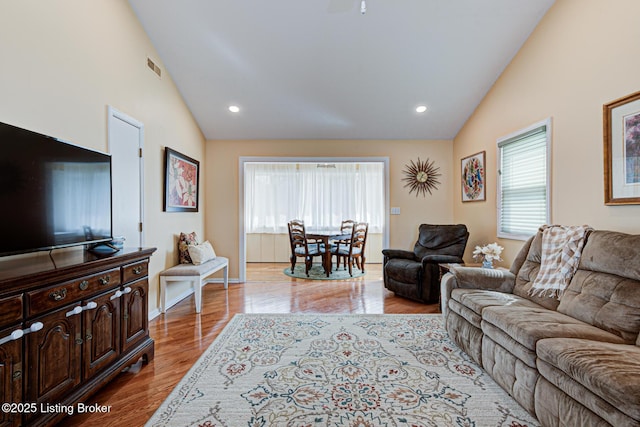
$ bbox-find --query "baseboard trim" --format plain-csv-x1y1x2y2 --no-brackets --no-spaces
149,307,161,321
205,278,241,284
153,280,240,317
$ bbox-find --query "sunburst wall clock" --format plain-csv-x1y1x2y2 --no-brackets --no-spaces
402,157,441,197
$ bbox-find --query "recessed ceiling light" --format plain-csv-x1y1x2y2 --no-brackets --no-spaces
416,105,427,113
228,105,240,113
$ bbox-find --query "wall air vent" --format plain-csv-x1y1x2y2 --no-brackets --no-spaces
147,58,162,78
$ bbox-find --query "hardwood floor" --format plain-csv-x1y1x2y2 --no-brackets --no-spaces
64,263,439,426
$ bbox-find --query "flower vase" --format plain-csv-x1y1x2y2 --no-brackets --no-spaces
482,259,493,269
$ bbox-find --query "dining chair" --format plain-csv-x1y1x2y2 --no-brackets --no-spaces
287,220,325,276
331,222,368,276
331,219,355,269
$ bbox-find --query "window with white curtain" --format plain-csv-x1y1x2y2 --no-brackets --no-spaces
245,162,384,233
497,119,551,240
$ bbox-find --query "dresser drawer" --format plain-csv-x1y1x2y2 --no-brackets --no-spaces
26,267,121,317
122,260,148,283
0,294,23,328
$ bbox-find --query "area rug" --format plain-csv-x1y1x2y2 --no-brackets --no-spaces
283,263,365,280
146,314,539,427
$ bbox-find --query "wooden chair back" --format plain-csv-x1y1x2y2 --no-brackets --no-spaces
350,222,368,255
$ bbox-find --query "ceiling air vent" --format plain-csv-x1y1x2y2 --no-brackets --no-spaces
147,58,161,78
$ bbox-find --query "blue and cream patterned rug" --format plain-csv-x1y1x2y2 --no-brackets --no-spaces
283,263,365,280
146,314,539,427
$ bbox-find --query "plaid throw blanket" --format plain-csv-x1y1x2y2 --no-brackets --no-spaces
529,225,591,299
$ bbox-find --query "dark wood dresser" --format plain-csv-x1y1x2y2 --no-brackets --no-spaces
0,247,156,426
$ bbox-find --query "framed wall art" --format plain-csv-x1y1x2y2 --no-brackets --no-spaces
164,147,200,212
604,90,640,205
461,151,486,202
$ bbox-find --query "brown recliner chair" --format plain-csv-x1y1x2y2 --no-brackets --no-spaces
382,224,469,303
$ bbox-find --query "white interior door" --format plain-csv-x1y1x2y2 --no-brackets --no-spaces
108,107,144,247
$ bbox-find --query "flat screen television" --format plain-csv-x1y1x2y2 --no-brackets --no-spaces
0,121,112,257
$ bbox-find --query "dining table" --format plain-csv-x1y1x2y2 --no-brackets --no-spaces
305,230,352,277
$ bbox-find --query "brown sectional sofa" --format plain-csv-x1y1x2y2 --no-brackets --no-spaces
441,229,640,427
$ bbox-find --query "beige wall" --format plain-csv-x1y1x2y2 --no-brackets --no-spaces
9,0,631,311
453,0,640,266
205,139,454,278
0,1,205,315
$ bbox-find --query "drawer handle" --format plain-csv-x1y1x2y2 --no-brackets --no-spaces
66,306,83,317
0,329,24,346
49,288,67,301
0,322,43,346
79,280,89,290
132,266,143,275
27,322,43,334
111,287,132,301
65,302,97,318
99,276,111,286
12,371,21,380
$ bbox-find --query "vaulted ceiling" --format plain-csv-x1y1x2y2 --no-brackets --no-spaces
128,0,555,140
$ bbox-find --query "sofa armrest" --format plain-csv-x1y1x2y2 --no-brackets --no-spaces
440,267,516,319
448,265,516,292
382,249,416,261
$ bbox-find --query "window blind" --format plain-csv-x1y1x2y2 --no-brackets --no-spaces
498,125,549,238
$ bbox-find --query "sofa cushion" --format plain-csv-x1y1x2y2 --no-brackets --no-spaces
482,336,539,415
482,305,625,353
512,232,561,311
535,377,628,427
557,230,640,344
448,298,482,328
537,338,640,424
451,288,540,319
449,288,541,334
445,310,484,366
578,230,640,281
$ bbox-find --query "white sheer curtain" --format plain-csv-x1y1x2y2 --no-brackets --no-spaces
245,162,384,233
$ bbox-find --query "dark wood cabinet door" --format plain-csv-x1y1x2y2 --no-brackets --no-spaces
0,248,155,426
122,278,148,353
83,289,121,380
0,326,22,427
26,306,82,407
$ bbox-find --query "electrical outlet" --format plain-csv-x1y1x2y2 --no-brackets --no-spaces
391,207,401,215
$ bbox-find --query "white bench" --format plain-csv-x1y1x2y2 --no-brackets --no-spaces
159,256,229,313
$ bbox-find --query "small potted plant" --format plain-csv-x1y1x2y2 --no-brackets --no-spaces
472,242,504,269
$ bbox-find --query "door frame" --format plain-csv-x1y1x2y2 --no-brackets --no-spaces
107,106,145,246
238,156,390,282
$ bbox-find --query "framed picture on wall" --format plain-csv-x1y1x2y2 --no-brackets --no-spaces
461,151,486,202
604,90,640,205
164,147,200,212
